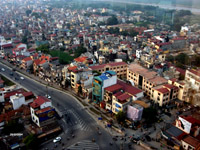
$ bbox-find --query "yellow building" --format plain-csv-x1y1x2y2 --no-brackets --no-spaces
127,63,167,96
151,84,179,106
112,93,132,114
89,62,127,78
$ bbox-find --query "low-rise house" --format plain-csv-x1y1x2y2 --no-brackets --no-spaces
10,92,34,110
151,84,179,106
21,57,33,70
127,104,143,121
30,96,52,127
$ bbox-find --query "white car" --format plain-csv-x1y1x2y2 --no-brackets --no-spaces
20,77,24,80
45,94,51,99
1,68,5,71
53,137,61,143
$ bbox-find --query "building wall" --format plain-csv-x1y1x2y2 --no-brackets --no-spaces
181,140,195,150
40,102,52,109
185,70,200,90
10,95,25,110
0,91,4,102
151,90,166,106
112,96,131,114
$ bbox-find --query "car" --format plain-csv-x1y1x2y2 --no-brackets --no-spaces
9,72,13,76
20,77,24,80
53,137,61,143
45,94,51,99
1,68,5,71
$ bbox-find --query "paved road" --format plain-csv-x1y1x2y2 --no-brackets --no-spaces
0,63,119,150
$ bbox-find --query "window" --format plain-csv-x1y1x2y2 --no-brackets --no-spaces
106,67,109,71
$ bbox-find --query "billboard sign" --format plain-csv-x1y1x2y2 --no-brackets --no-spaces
38,108,56,122
176,117,192,134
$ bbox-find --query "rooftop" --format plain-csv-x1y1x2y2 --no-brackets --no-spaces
105,84,123,92
89,62,127,70
182,135,200,148
30,96,51,108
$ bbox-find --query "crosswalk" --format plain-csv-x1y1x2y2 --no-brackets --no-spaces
61,108,91,132
67,140,99,150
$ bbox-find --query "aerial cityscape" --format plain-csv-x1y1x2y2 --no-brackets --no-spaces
0,0,200,150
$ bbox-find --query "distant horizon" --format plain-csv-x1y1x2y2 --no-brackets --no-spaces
91,0,200,14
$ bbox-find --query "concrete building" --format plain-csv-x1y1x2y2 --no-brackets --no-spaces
127,63,167,96
127,104,143,121
70,67,93,89
30,96,52,127
151,84,179,106
185,69,200,91
92,71,117,103
89,62,127,78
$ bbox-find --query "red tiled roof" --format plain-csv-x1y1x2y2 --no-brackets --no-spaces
105,84,123,92
182,135,200,148
163,84,178,90
30,96,50,108
74,56,88,63
35,106,52,114
117,80,143,96
68,66,77,71
156,88,169,94
4,88,26,99
89,62,127,70
181,116,200,125
39,59,46,65
117,93,131,102
23,57,32,62
188,69,200,77
113,91,123,97
2,43,13,48
22,91,34,97
34,59,40,65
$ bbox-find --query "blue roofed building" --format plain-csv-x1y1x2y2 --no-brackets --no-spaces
92,71,117,103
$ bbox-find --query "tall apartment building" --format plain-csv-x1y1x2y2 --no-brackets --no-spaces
89,62,127,78
92,71,117,103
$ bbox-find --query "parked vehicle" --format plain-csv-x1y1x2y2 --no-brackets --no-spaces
53,137,61,143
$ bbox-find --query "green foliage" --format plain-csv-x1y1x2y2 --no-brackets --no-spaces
31,12,40,19
36,44,49,54
49,50,74,64
107,16,118,25
74,46,87,58
26,9,32,16
92,70,101,76
175,53,189,65
78,85,82,94
191,55,200,67
23,134,38,150
1,75,15,86
2,119,24,135
108,27,120,34
143,107,157,124
116,111,126,124
166,55,174,63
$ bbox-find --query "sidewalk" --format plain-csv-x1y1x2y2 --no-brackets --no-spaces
0,59,122,134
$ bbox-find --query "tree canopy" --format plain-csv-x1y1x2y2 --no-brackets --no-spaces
107,16,118,25
116,111,126,124
143,107,157,124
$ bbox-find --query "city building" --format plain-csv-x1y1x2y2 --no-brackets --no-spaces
92,71,117,103
151,84,179,106
185,69,200,91
30,96,52,127
89,62,127,78
127,63,167,96
127,104,143,121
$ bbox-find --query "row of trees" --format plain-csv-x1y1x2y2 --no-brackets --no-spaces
166,53,200,69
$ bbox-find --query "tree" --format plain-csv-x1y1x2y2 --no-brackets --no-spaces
74,46,87,58
175,53,189,65
2,119,24,135
143,107,157,124
78,85,82,95
36,44,49,53
107,16,118,25
116,111,126,124
23,134,38,150
92,70,101,76
26,9,32,17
